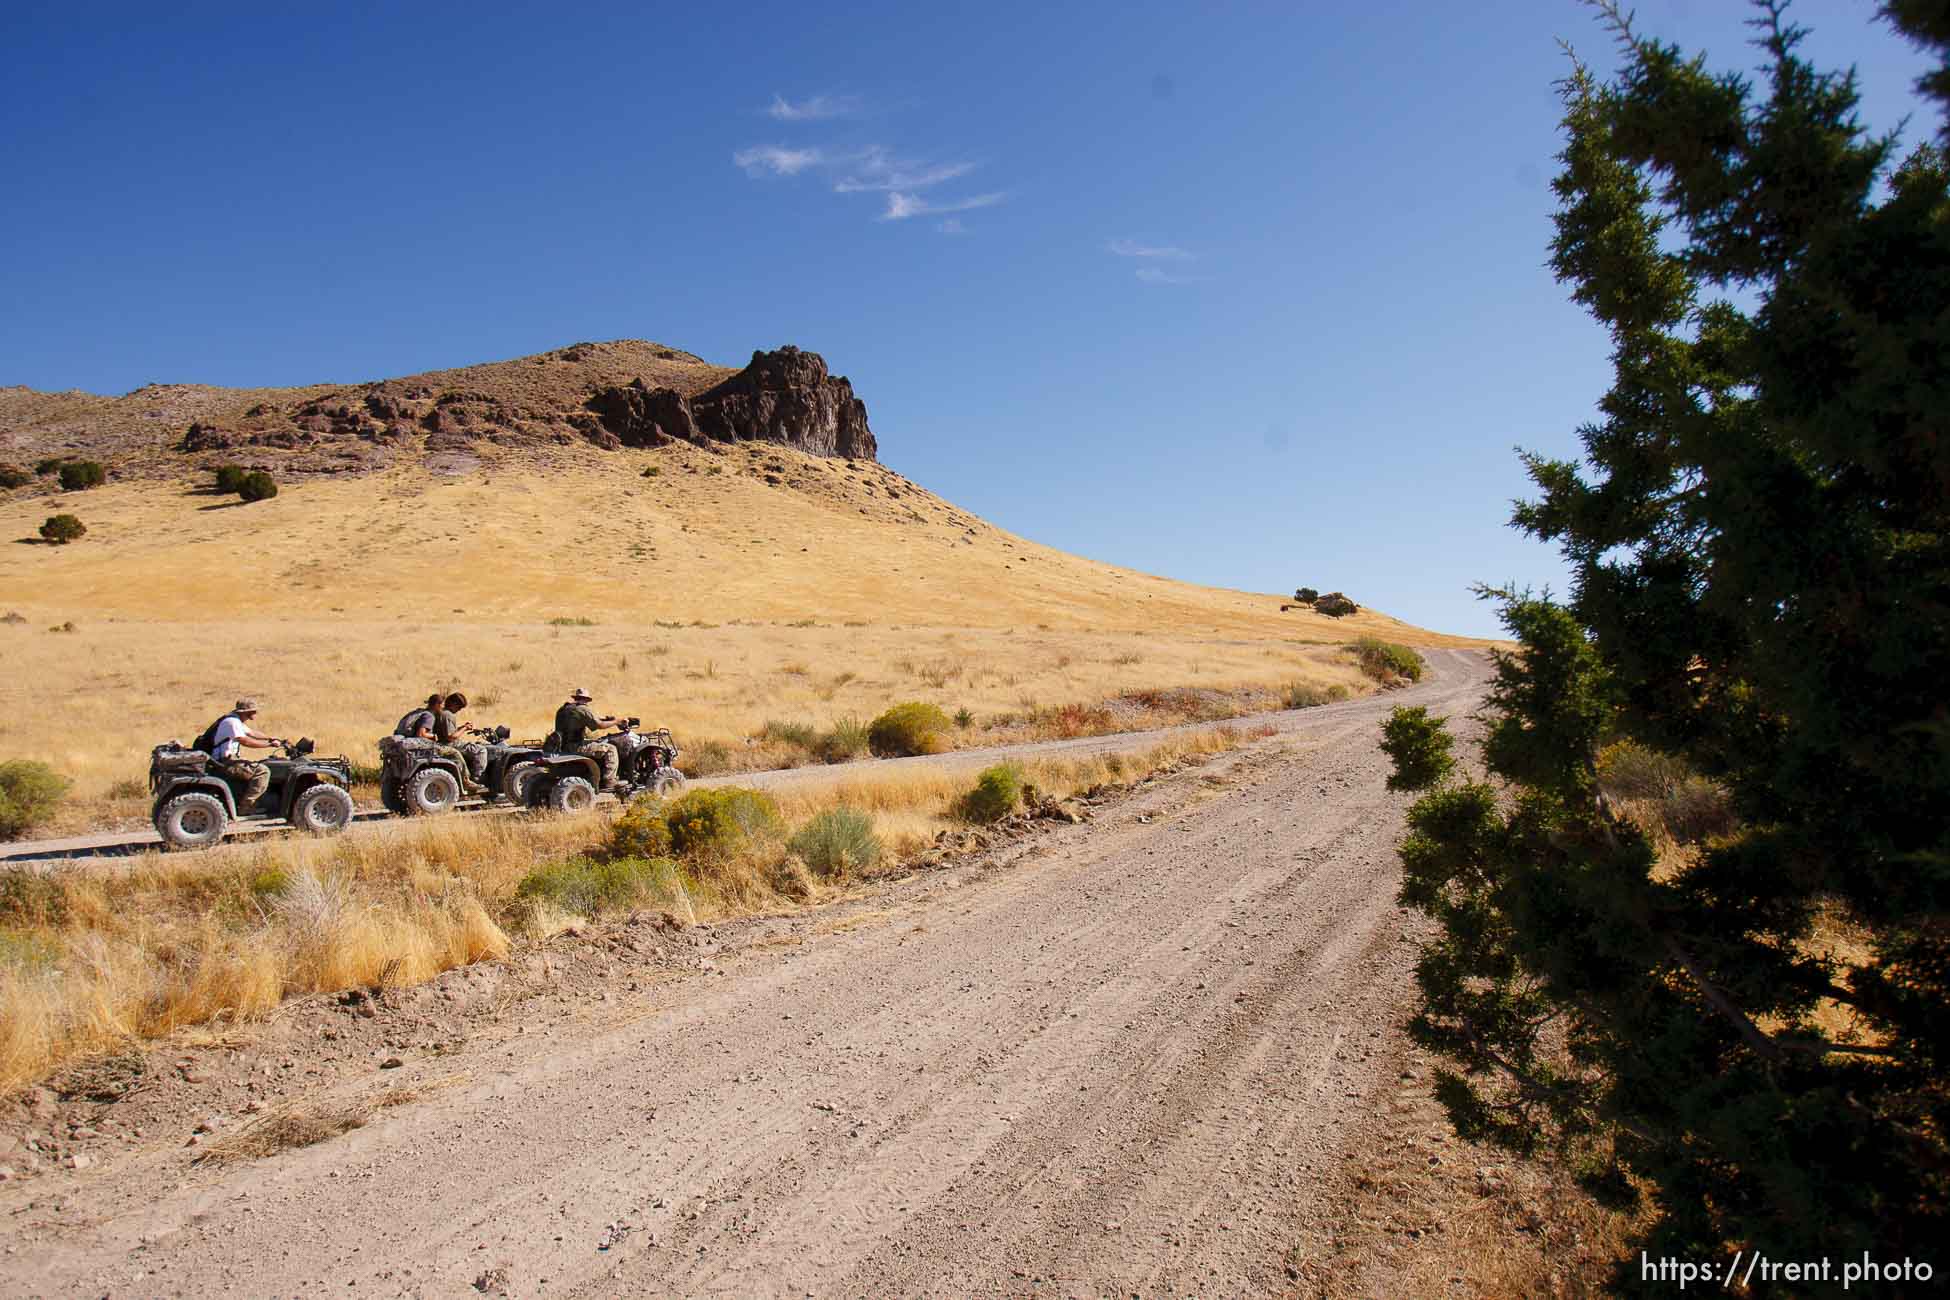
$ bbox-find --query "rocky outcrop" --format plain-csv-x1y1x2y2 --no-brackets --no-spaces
585,381,700,447
181,422,235,452
10,339,873,481
585,346,875,460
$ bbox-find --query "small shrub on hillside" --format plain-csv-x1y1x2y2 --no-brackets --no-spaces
663,786,783,858
214,464,248,493
0,871,69,926
761,719,820,751
868,701,951,757
1036,702,1116,738
39,514,85,545
788,807,882,876
516,855,682,917
1596,741,1736,845
238,471,278,502
249,868,292,900
0,759,70,840
1595,740,1689,801
606,798,675,860
1294,587,1320,604
0,464,30,490
1379,706,1454,792
641,466,661,477
818,716,871,763
1354,636,1424,683
33,458,63,476
680,738,734,776
0,927,61,971
57,461,105,491
954,706,975,729
1314,592,1359,617
1,612,25,625
1284,681,1352,709
1662,775,1737,845
547,616,595,627
958,762,1024,824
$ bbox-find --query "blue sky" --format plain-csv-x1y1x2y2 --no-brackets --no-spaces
2,1,1937,637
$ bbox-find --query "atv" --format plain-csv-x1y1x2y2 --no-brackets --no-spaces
148,738,356,850
376,724,540,816
508,719,686,813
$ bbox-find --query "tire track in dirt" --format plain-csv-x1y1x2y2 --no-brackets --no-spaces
2,651,1490,1297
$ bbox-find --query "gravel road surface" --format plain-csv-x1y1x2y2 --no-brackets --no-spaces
3,650,1491,1297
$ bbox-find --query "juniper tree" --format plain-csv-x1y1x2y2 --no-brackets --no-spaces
1387,2,1949,1282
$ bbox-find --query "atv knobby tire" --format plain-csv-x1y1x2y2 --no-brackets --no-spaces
157,791,227,850
290,783,355,834
403,767,461,816
548,775,597,814
649,770,687,797
503,761,545,807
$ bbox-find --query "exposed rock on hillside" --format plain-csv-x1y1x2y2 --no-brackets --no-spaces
585,347,876,460
0,339,882,481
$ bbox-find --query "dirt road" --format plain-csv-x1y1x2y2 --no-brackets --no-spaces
3,651,1492,1298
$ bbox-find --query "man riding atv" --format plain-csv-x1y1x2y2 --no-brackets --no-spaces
395,693,485,795
554,686,629,795
512,710,683,811
434,692,491,788
149,700,354,847
197,697,285,808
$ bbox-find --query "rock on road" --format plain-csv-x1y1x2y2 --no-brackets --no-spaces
4,651,1492,1298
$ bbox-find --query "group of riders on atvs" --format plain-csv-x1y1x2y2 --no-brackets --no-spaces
146,686,684,849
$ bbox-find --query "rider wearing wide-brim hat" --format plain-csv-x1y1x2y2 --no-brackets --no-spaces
555,686,627,793
206,697,284,809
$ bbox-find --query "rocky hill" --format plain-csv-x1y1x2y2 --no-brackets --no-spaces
0,341,876,480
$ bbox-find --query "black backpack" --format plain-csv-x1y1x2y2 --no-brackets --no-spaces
193,713,237,756
395,708,436,738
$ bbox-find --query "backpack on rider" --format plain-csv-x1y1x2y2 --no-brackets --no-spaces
194,712,238,756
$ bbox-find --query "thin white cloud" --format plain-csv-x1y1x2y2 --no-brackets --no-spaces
1135,267,1205,285
767,93,861,121
1109,238,1194,259
881,191,1005,221
733,145,823,177
834,147,976,192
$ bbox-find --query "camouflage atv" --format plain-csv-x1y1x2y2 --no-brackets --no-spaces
376,724,539,816
148,738,356,849
508,719,686,813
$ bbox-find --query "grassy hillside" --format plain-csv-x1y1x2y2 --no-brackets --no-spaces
0,438,1480,824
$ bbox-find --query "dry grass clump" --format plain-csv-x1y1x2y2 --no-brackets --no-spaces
786,808,882,876
1596,740,1736,852
867,702,952,757
0,761,71,841
192,1085,420,1166
1284,680,1353,709
1351,636,1425,685
956,763,1025,824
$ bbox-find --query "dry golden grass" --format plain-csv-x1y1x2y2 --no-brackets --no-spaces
0,445,1483,831
1292,1046,1648,1299
0,728,1243,1091
191,1084,423,1166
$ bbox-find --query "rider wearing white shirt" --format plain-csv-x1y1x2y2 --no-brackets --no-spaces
205,697,282,810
